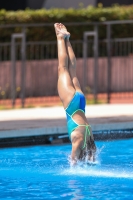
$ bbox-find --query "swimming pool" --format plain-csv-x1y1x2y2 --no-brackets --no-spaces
0,138,133,200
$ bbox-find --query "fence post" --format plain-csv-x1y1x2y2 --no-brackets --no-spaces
83,29,98,103
11,33,26,108
11,36,16,108
107,24,112,103
94,25,99,103
21,28,26,108
83,33,88,94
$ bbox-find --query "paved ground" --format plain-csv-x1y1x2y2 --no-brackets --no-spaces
0,104,133,139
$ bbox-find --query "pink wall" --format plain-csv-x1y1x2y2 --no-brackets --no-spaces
0,56,133,97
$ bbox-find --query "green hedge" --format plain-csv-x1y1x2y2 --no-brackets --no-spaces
1,4,133,42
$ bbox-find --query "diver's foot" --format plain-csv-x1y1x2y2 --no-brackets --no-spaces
54,23,67,39
59,23,70,40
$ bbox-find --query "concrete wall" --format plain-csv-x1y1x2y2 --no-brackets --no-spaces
27,0,45,9
43,0,96,9
0,56,133,98
97,0,133,7
26,0,96,9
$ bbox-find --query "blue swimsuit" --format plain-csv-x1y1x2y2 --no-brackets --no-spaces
65,91,91,148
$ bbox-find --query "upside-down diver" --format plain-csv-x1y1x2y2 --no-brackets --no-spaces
54,23,96,165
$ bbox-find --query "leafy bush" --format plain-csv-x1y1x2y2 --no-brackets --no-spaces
0,5,133,42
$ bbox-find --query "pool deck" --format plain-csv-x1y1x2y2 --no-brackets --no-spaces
0,104,133,143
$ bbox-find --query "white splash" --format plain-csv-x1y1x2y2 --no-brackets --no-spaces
61,165,133,179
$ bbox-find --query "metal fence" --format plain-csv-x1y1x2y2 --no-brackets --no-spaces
0,20,133,108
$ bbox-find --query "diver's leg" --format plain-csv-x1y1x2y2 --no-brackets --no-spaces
66,39,83,92
59,23,82,93
54,23,75,108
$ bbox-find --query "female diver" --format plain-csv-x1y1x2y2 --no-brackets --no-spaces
54,23,96,165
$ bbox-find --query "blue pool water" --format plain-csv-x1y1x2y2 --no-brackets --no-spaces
0,138,133,200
